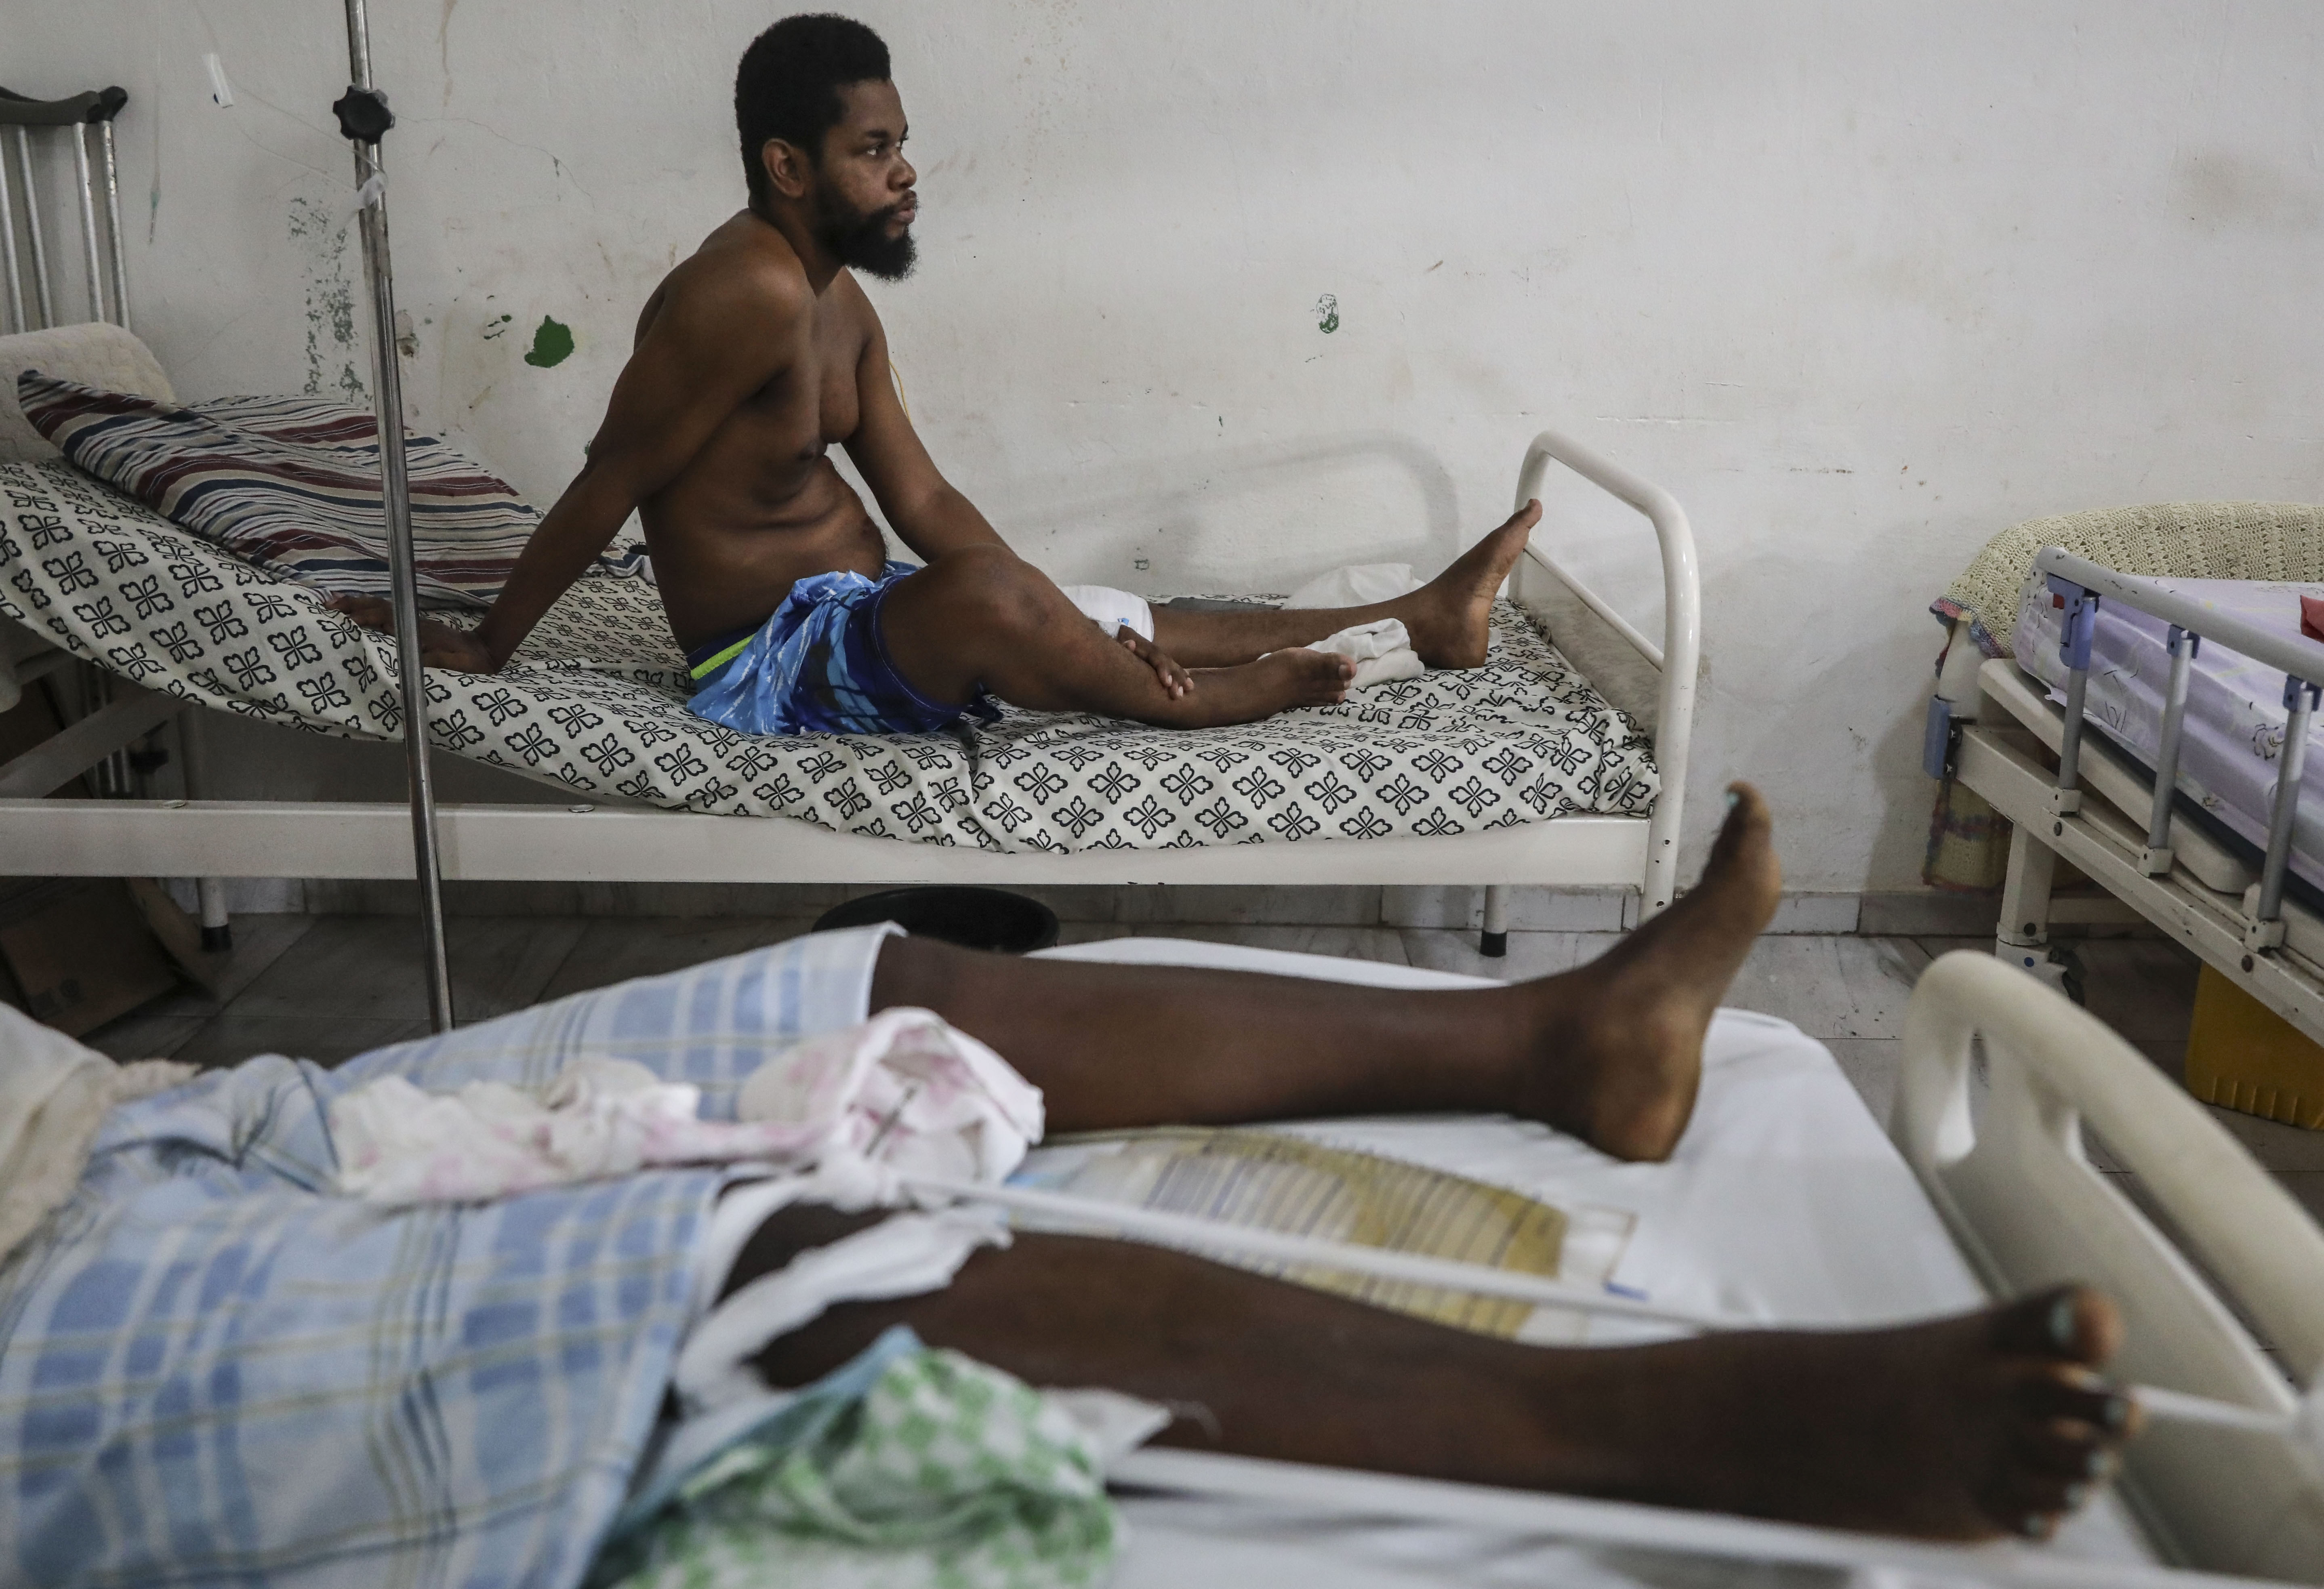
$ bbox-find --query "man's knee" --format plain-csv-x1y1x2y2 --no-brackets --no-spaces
919,545,1053,637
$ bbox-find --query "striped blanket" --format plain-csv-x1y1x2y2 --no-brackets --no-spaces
17,372,646,606
0,926,895,1589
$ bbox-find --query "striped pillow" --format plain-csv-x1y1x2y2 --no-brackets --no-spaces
19,372,644,605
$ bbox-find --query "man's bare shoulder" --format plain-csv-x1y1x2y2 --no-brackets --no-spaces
648,213,816,341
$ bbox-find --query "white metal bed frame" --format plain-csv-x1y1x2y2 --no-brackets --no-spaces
1932,546,2324,1049
0,435,1695,1010
0,426,1697,889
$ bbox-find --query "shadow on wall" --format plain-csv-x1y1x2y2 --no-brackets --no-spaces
977,429,1465,590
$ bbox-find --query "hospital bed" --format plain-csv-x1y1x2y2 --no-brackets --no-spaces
1031,936,2324,1587
0,78,1699,1000
1931,544,2324,1056
11,921,2311,1587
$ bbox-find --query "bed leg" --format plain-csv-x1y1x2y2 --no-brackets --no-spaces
1994,821,2066,992
176,708,232,953
1480,885,1510,958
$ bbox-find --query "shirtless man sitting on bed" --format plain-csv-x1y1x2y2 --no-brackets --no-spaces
330,13,1539,736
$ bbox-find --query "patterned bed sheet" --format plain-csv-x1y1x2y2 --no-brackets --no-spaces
0,460,1657,853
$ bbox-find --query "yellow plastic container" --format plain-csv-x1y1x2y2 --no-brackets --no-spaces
2185,964,2324,1129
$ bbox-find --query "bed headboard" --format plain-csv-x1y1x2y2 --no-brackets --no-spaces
0,87,131,338
1897,950,2324,1579
1500,429,1700,916
1512,552,1665,735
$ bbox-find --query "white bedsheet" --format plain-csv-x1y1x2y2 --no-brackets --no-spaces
1033,936,2154,1583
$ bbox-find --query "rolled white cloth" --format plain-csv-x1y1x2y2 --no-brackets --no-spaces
1058,583,1155,641
1305,616,1427,689
329,1005,1045,1205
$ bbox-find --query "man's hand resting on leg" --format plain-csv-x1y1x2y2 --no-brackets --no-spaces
1113,625,1191,701
326,594,501,673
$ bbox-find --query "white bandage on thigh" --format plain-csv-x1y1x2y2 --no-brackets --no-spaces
1058,583,1155,641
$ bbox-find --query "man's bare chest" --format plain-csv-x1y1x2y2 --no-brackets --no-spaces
759,307,867,449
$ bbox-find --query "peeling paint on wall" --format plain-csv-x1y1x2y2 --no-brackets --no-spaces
523,316,574,368
1314,293,1340,334
286,196,366,402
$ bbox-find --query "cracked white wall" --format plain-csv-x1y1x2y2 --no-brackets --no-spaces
13,0,2324,892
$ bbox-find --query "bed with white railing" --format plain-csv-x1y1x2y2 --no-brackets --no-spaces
1936,545,2324,1051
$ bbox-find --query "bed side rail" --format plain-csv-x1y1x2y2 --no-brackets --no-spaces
2034,545,2324,954
1507,428,1699,916
1897,949,2324,1579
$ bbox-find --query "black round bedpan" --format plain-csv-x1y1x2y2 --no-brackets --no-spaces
813,886,1060,954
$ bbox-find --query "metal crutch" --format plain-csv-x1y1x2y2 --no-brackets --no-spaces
332,0,455,1031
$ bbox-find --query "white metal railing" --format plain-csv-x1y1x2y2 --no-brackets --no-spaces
1514,428,1701,919
2034,545,2324,951
0,86,130,334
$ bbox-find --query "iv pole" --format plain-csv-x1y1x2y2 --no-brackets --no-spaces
332,0,454,1031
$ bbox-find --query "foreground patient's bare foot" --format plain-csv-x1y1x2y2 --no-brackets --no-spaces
1397,500,1541,669
1596,1285,2139,1538
1514,782,1781,1160
1174,649,1354,726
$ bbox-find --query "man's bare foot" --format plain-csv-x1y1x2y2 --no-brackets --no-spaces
1169,649,1355,726
1512,782,1782,1160
1592,1284,2139,1537
1395,500,1542,670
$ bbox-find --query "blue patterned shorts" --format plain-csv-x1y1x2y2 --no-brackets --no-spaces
683,561,999,737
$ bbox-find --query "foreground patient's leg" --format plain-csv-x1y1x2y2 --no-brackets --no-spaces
877,543,1355,727
738,1206,2138,1541
1146,500,1542,669
873,784,1781,1162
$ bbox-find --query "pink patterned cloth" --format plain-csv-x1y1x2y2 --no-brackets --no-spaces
330,1007,1043,1205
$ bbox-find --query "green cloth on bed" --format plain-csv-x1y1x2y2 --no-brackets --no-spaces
592,1338,1123,1589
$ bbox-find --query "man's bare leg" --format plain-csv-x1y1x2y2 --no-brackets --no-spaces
1144,500,1543,669
877,542,1355,727
874,783,1781,1162
730,785,2135,1540
735,1208,2136,1541
876,500,1540,728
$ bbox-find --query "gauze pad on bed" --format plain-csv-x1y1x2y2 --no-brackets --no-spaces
1313,617,1426,688
1262,618,1425,689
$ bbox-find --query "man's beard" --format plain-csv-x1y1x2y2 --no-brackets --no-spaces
826,196,917,281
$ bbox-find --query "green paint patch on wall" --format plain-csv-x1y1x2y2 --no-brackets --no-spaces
524,316,574,368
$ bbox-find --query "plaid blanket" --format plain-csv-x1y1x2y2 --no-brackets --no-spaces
0,926,896,1589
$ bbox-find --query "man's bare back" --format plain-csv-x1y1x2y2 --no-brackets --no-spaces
623,216,891,651
334,55,1536,733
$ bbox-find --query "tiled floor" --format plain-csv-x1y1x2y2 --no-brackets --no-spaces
79,913,2324,1225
